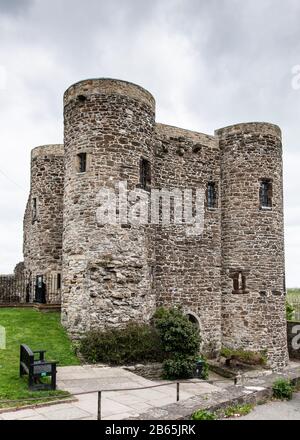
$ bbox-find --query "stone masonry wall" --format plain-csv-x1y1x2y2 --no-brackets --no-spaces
62,79,157,334
154,124,222,357
217,123,288,370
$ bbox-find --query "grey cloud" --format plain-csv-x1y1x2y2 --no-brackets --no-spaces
0,0,300,285
0,0,33,15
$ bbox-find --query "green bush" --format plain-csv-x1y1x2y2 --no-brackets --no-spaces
191,410,216,420
80,322,164,365
272,379,294,401
153,307,203,380
199,357,209,380
286,301,295,321
154,307,201,356
163,354,198,380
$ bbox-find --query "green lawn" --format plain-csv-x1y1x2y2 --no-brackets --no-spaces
287,288,300,300
0,308,80,408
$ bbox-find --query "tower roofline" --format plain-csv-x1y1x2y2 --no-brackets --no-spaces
215,122,281,139
31,144,64,159
64,78,155,110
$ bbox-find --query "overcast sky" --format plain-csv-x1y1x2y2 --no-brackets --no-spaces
0,0,300,287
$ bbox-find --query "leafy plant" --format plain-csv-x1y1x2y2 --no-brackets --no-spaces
191,410,216,420
272,379,294,401
80,322,164,365
153,307,203,380
224,404,253,418
163,354,198,379
286,301,295,321
153,307,201,356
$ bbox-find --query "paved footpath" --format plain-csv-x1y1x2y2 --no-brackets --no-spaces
237,392,300,420
0,366,228,420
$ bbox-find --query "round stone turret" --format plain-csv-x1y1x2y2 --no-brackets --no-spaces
23,144,64,303
62,78,156,334
216,122,288,369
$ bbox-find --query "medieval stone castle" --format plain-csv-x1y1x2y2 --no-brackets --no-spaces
21,78,288,369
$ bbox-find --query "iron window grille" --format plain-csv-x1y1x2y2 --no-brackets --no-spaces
207,182,217,208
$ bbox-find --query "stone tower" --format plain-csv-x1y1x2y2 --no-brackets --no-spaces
62,79,157,333
216,123,288,369
23,144,64,303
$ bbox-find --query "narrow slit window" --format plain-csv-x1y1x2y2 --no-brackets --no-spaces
57,273,61,290
32,197,37,221
260,179,272,208
140,158,151,190
207,182,217,208
77,153,87,173
232,271,247,294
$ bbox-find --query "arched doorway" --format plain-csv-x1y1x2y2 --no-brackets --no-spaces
186,312,200,329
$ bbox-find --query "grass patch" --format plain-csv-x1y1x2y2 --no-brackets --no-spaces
287,288,300,300
0,308,80,409
191,409,216,420
287,289,300,321
272,379,294,401
224,404,253,418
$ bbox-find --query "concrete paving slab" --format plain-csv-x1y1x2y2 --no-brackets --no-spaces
36,405,93,421
0,408,38,420
0,365,230,420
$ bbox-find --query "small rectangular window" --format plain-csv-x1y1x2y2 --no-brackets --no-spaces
77,153,87,173
260,179,272,208
140,158,151,190
207,182,217,208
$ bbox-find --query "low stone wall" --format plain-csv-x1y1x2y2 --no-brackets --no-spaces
287,321,300,360
129,364,300,420
124,363,163,380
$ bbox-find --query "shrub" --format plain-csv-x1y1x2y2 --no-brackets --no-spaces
153,307,201,356
286,301,295,321
272,379,294,401
153,307,203,380
163,354,198,380
199,357,209,380
191,410,216,420
79,322,164,365
220,347,267,366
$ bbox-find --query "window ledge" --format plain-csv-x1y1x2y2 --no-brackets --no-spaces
260,206,272,211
